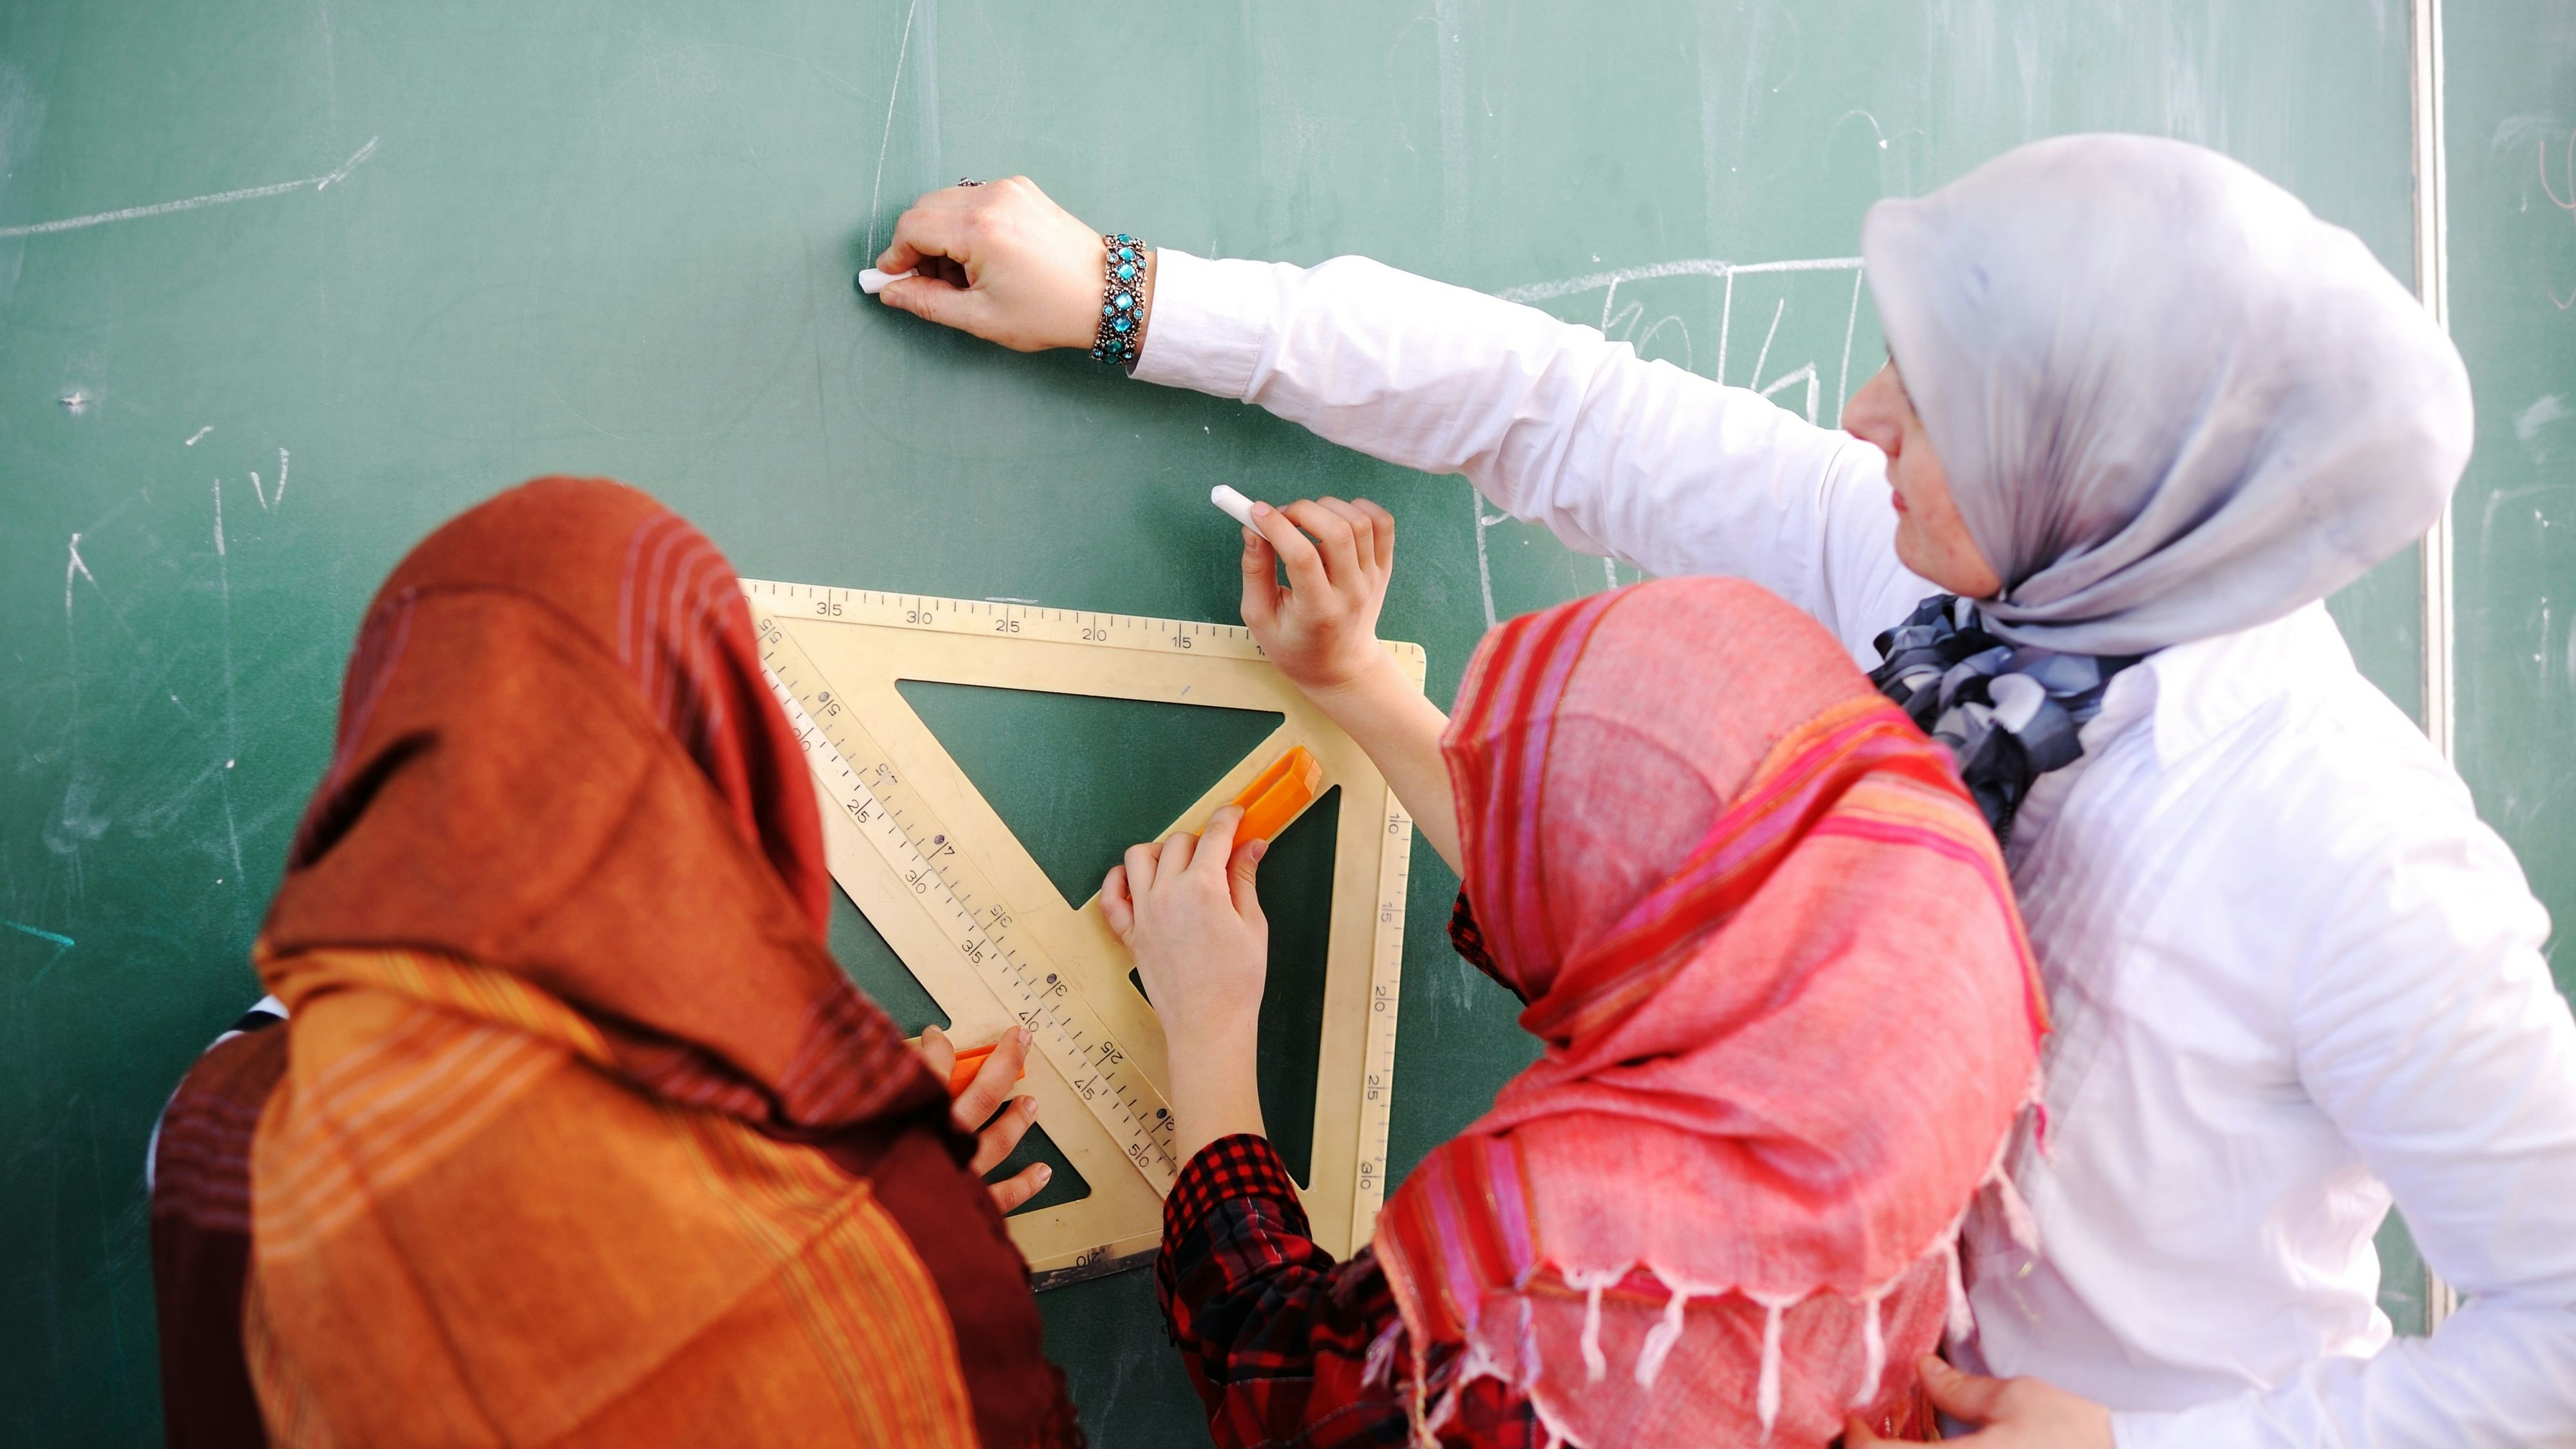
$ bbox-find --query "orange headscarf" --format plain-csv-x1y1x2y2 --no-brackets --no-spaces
267,475,849,1120
1373,578,2045,1448
186,478,1075,1447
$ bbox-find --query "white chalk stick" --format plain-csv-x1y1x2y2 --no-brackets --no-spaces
857,267,916,295
1211,484,1260,528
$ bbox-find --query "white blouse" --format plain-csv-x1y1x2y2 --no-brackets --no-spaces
1134,248,2576,1447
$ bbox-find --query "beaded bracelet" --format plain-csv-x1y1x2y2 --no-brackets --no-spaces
1090,232,1148,366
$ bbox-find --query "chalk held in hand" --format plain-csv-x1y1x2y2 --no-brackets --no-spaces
1211,484,1262,529
856,267,916,296
943,1042,1025,1098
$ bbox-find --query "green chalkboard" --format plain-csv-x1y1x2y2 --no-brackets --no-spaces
2448,4,2576,1001
0,1,2435,1442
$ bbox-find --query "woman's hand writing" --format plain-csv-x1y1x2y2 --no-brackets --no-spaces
873,177,1130,353
916,1023,1052,1212
1845,1356,2112,1449
1240,497,1397,696
1101,806,1269,1164
1238,498,1463,873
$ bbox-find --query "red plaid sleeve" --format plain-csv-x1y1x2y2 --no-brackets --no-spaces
1161,1132,1310,1245
1447,893,1526,1005
1155,1133,1540,1449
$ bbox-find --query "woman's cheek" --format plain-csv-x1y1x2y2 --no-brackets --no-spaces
1889,513,1935,578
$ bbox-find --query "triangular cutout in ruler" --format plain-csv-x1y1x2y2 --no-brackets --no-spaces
745,581,1421,1286
891,681,1287,905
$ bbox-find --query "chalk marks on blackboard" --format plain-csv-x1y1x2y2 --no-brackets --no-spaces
316,137,378,191
0,135,379,240
866,0,923,257
1465,254,1873,625
1835,269,1865,418
3,918,75,985
64,534,95,616
1470,490,1506,630
1757,363,1819,426
208,477,245,885
248,450,287,513
1496,254,1865,305
2516,395,2568,463
1497,254,1866,422
2538,128,2576,310
5,918,75,949
184,426,213,446
62,517,142,653
1746,296,1786,397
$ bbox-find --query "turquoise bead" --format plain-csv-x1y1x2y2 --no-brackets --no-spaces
1112,316,1132,332
1116,262,1137,281
1114,293,1132,310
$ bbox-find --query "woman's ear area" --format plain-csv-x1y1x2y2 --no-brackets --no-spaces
1844,360,2003,600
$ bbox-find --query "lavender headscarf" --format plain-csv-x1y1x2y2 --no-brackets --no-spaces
1861,134,2473,658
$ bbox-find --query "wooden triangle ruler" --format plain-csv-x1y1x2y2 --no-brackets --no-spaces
743,580,1421,1286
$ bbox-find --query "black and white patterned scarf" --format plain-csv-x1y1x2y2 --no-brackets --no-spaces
1870,594,2143,846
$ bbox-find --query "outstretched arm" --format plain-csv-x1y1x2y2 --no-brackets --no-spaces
870,179,1927,661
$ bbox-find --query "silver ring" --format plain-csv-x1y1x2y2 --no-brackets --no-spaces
957,176,987,187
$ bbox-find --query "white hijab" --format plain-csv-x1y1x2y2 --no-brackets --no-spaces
1861,134,2473,658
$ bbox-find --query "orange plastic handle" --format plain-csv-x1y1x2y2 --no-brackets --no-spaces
945,1043,1025,1097
1229,745,1324,844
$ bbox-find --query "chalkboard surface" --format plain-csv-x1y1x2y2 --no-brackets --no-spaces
2449,3,2576,1000
0,1,2442,1442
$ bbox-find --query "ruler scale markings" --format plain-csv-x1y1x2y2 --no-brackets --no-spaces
759,618,1182,1191
1352,791,1410,1223
742,580,1416,1251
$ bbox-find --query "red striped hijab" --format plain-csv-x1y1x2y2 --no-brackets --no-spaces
1372,578,2045,1448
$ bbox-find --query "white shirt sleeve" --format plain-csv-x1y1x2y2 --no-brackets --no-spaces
1133,248,1932,662
2115,776,2576,1448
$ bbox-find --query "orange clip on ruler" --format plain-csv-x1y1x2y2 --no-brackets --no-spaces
744,580,1422,1286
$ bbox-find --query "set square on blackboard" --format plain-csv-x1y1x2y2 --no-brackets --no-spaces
743,580,1421,1285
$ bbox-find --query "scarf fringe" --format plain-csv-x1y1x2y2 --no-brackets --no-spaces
1399,1115,2054,1447
1517,1296,1542,1388
1406,1332,1435,1449
1852,1275,1897,1409
1942,1235,1975,1344
1633,1287,1692,1387
1989,1166,2040,1255
1365,1320,1405,1392
1750,1292,1796,1441
1565,1268,1620,1384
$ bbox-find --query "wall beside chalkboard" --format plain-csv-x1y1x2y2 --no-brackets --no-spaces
0,1,2495,1443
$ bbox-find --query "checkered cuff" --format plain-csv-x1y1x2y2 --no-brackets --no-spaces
1163,1132,1309,1247
1449,891,1526,1004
